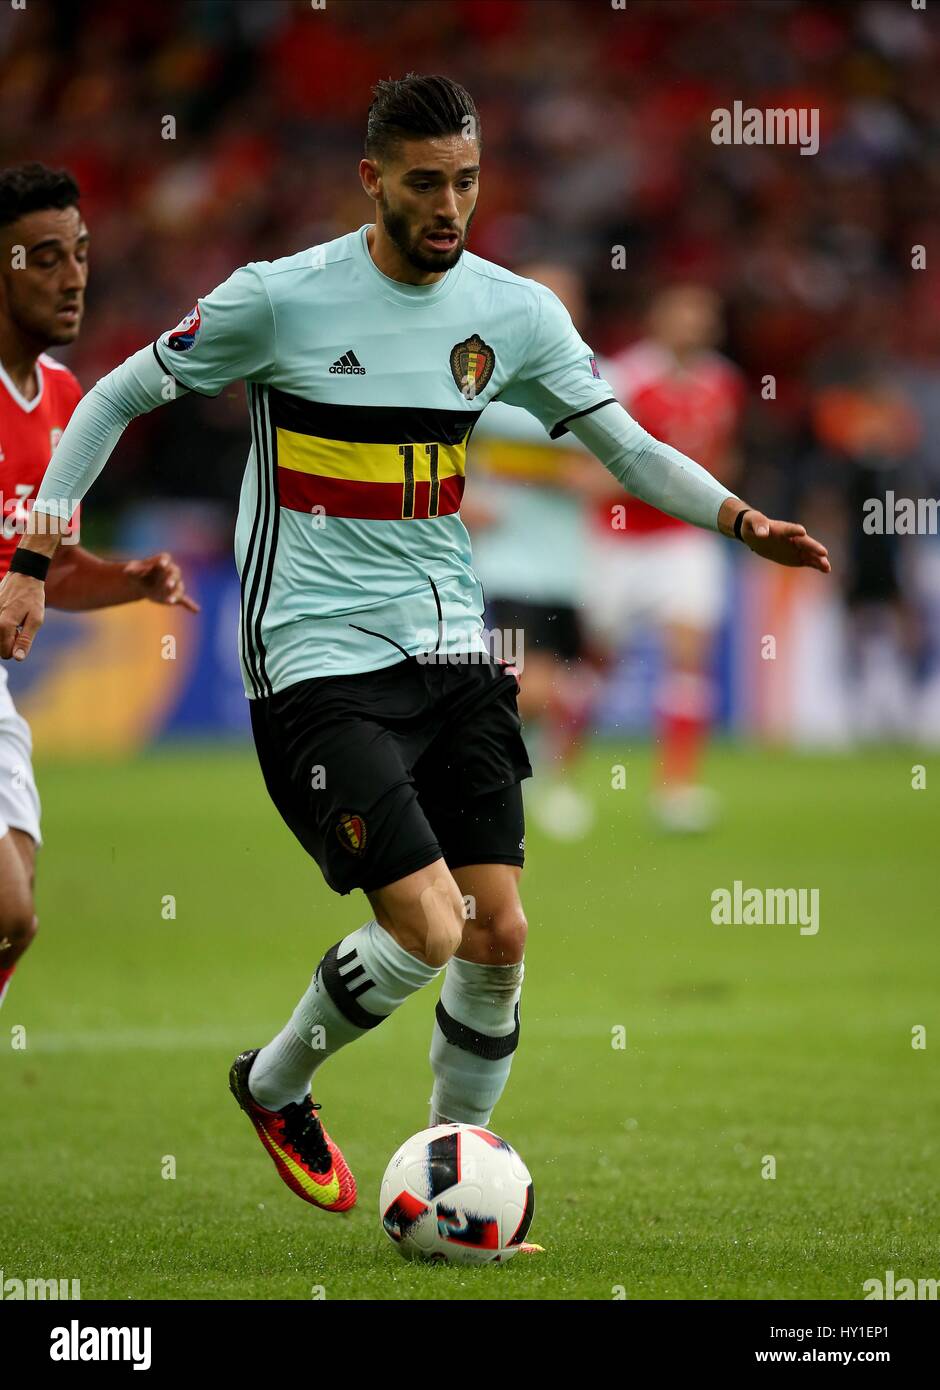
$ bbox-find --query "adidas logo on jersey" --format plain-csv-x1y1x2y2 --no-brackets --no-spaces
329,350,365,375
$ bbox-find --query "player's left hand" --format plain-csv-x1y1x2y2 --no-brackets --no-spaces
123,552,200,611
736,511,831,573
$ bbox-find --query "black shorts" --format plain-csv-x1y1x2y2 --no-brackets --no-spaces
249,654,532,896
487,596,585,664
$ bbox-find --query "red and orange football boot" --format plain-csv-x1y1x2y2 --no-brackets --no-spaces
229,1049,356,1212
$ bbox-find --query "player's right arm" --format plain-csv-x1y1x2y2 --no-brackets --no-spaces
0,264,275,661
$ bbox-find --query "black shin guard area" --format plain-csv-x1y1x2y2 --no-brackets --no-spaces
434,999,520,1060
319,942,387,1030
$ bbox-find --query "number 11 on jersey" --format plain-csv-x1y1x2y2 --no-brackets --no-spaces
399,443,440,520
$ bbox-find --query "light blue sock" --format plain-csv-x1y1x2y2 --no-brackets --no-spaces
250,920,441,1110
429,957,524,1127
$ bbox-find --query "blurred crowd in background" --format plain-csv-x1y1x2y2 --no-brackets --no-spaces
2,0,939,747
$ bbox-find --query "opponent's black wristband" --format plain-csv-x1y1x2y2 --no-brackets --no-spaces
9,547,51,582
733,508,753,542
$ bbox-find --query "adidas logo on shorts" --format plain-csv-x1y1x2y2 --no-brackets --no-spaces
329,350,365,375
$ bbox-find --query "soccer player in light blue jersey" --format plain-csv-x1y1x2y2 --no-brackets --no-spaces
0,75,829,1229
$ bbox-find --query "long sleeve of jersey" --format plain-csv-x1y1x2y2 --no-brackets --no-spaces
497,286,735,532
32,346,170,520
565,401,735,531
33,263,275,521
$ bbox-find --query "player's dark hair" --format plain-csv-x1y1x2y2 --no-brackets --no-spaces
365,74,481,163
0,162,80,228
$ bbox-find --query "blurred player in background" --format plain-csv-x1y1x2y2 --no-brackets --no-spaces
464,262,597,840
587,285,744,831
0,162,196,1011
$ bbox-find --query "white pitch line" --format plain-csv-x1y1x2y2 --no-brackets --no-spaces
3,1025,273,1055
1,1011,803,1057
10,1017,609,1055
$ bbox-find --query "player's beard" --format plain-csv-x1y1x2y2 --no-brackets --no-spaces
39,323,81,347
380,197,473,274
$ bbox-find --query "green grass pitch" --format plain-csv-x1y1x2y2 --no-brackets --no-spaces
1,741,936,1300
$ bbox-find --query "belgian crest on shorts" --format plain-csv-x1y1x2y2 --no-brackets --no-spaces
449,333,495,400
336,811,367,855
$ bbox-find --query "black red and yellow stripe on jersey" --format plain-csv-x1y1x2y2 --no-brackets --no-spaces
269,389,482,521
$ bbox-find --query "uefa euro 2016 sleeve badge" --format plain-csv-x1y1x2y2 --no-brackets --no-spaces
165,303,202,352
449,334,495,401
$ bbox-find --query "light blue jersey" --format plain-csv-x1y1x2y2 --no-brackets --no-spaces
153,225,615,695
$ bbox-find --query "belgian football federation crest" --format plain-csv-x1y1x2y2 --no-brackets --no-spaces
336,811,367,855
165,304,202,352
449,333,495,400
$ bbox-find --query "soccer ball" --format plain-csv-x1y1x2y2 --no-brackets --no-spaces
379,1123,535,1265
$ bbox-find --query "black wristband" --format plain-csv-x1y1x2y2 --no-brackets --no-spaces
9,547,51,581
733,508,753,542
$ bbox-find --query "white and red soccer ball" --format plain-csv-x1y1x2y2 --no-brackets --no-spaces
380,1123,534,1265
